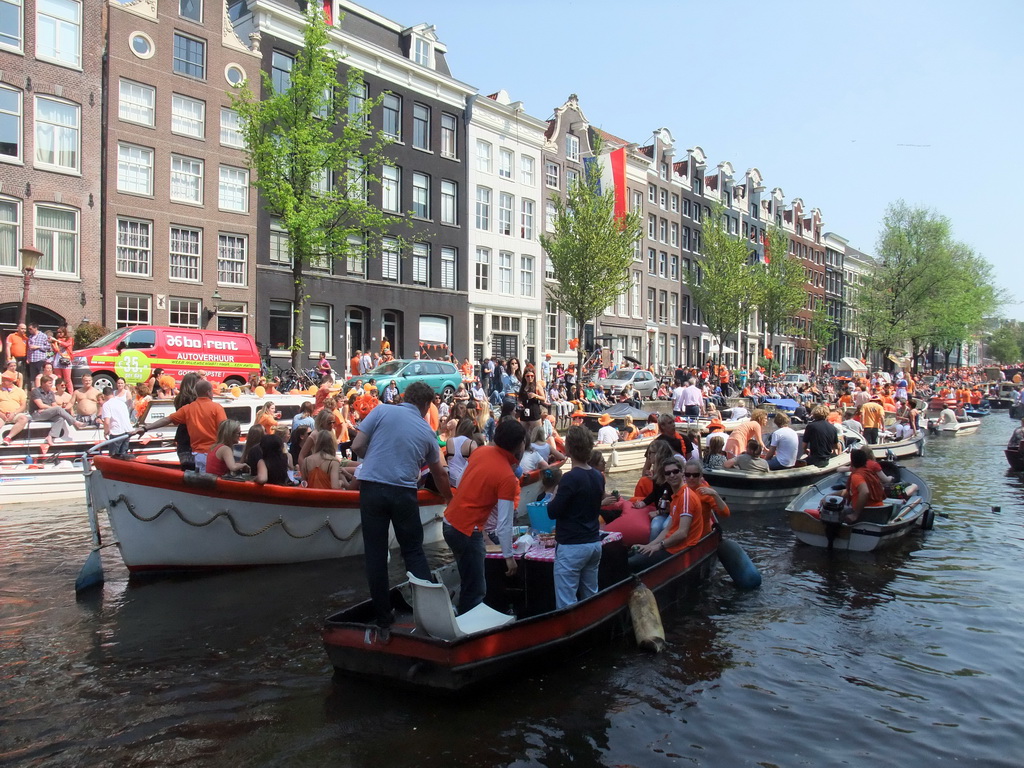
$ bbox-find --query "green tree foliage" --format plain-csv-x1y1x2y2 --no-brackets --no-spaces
232,6,394,368
988,324,1022,364
928,245,998,369
539,139,642,387
807,298,838,373
856,201,1000,371
686,202,753,365
752,225,806,377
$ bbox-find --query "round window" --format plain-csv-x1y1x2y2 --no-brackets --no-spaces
225,64,246,86
129,32,154,59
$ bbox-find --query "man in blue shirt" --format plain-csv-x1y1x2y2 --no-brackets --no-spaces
351,381,452,631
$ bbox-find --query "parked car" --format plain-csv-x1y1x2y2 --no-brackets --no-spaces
365,359,463,397
780,373,811,386
596,368,658,400
72,326,261,390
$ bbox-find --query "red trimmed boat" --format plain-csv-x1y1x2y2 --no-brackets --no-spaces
321,527,721,692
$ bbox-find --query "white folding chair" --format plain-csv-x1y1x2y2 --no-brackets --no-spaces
406,572,514,640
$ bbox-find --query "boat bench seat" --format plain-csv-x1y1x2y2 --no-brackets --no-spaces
406,572,514,641
860,504,896,524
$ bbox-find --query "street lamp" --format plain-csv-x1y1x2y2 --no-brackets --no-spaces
17,246,43,327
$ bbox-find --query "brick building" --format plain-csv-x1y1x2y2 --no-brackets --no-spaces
0,0,103,339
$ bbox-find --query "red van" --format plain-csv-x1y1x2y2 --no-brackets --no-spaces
71,326,261,390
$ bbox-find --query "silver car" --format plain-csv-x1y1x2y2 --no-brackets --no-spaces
596,369,659,400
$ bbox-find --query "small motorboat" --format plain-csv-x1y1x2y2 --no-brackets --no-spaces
927,417,981,435
703,451,852,514
786,465,933,552
867,433,925,460
322,527,721,691
963,404,991,418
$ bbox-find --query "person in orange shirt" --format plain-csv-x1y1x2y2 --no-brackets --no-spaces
724,409,768,459
859,395,886,444
4,322,28,380
425,394,440,433
349,351,361,378
460,357,474,382
629,457,710,569
139,379,227,471
844,448,887,523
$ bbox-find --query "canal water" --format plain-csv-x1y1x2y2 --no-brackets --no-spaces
2,417,1023,767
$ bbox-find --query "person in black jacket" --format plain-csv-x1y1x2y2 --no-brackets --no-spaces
547,425,603,608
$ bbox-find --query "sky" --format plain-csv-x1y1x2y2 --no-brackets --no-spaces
366,0,1024,319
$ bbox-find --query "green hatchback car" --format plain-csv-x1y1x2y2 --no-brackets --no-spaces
365,358,463,397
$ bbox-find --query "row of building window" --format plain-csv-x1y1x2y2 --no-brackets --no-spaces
0,0,82,68
474,187,535,237
114,218,248,286
0,88,81,172
118,79,245,148
0,198,78,276
116,143,249,211
473,248,534,296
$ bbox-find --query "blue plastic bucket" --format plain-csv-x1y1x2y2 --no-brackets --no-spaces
526,501,555,533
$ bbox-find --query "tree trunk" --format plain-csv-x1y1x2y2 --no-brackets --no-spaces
290,260,306,372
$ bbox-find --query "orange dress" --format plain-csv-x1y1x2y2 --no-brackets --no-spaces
305,463,334,489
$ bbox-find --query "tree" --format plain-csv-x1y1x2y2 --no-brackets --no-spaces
988,324,1022,363
856,201,957,370
927,245,999,369
752,225,806,377
807,298,838,374
539,138,642,392
232,6,395,369
686,202,753,368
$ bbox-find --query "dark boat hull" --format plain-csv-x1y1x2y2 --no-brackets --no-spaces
1006,448,1024,471
322,529,721,691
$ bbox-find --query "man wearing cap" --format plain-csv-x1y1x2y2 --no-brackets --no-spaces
0,370,31,444
596,412,619,444
860,395,885,444
4,323,28,381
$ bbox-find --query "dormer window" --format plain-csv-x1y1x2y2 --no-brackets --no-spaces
414,37,432,68
565,134,580,163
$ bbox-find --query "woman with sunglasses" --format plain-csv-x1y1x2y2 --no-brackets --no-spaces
629,458,712,570
518,366,547,436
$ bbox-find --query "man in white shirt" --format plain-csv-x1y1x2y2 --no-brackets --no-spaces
596,413,619,444
675,380,704,418
100,386,133,457
359,351,373,375
763,412,799,470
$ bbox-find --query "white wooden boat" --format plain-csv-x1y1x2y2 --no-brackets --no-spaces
0,394,309,505
703,452,852,514
594,434,656,474
927,417,981,435
868,433,925,460
83,454,448,572
786,466,933,551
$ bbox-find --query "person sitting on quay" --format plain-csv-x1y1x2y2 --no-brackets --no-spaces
17,375,86,447
72,374,101,426
0,370,31,444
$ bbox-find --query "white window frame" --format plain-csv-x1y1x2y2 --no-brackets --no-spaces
217,232,247,286
346,232,365,277
268,299,293,350
476,139,492,173
520,254,534,297
169,226,201,282
34,95,79,173
412,102,430,150
545,161,559,189
34,203,78,277
520,199,534,240
498,192,513,236
36,0,80,68
218,165,248,212
475,186,491,230
381,236,399,281
118,79,155,127
440,112,457,158
412,242,430,286
382,164,400,212
170,154,203,204
115,217,152,277
220,107,244,148
309,303,332,354
497,250,513,294
171,93,205,139
0,197,20,270
565,134,580,162
412,171,430,219
116,293,151,328
0,0,23,53
0,85,19,164
440,246,456,290
168,297,201,328
520,155,535,185
382,92,401,140
498,147,513,179
440,180,457,225
269,217,290,267
475,247,490,291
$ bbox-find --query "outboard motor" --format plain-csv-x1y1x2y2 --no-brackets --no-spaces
818,495,846,524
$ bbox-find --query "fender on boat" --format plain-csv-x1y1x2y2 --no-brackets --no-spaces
628,581,665,653
718,538,762,590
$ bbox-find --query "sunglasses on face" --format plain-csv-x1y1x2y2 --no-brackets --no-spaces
663,468,681,476
684,472,702,478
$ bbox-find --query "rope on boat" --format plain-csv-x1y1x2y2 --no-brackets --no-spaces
108,494,362,542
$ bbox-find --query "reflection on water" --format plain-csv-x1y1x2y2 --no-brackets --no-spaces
2,417,1024,766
